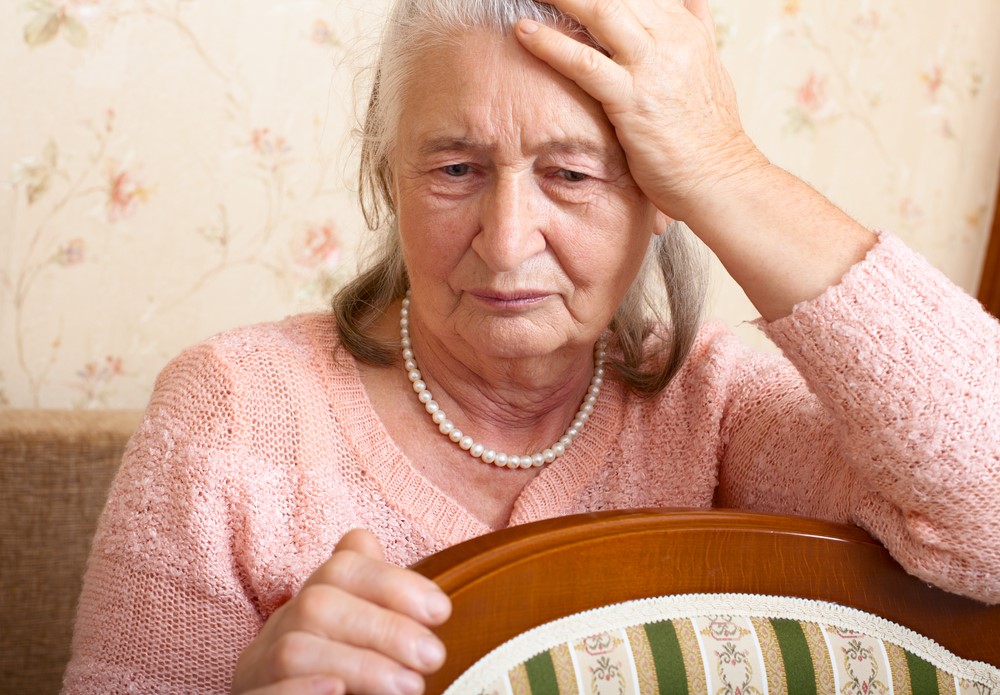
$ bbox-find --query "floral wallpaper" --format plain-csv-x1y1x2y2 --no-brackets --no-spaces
2,0,999,409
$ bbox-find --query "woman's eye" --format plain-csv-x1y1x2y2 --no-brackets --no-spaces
442,163,470,177
558,169,588,182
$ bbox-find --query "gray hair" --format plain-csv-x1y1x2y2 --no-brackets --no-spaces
334,0,707,397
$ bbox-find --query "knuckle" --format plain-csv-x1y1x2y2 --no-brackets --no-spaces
290,584,333,623
589,0,620,21
265,632,312,679
323,550,361,586
576,47,605,78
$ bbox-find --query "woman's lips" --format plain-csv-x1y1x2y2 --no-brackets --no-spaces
468,290,551,310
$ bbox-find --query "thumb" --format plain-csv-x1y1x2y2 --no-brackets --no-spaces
334,528,386,561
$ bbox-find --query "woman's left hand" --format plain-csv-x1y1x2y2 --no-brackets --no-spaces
515,0,765,224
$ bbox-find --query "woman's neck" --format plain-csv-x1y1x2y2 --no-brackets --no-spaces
379,299,601,456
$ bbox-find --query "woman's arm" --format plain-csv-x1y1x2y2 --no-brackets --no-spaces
715,233,1000,603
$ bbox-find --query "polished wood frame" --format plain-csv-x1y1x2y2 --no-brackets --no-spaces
412,509,1000,692
978,175,1000,317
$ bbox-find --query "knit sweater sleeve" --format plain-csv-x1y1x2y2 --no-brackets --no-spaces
714,232,1000,604
63,340,264,694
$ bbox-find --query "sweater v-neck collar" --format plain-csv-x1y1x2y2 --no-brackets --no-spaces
328,342,622,547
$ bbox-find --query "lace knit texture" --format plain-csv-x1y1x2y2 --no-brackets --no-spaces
64,233,1000,693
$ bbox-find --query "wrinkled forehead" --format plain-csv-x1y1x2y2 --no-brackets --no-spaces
395,29,622,161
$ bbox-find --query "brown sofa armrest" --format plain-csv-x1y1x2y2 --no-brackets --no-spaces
0,409,143,695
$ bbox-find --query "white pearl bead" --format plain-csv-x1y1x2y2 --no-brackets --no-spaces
519,456,534,469
571,419,583,431
591,376,603,388
404,359,417,371
482,449,496,463
448,428,462,442
559,435,572,447
431,410,446,424
543,448,556,463
460,436,474,451
424,400,439,414
582,403,593,414
418,390,432,404
412,380,426,393
407,369,421,382
595,366,605,377
531,453,544,467
402,348,413,360
553,442,565,456
439,420,454,434
505,458,520,470
495,453,508,467
470,443,484,457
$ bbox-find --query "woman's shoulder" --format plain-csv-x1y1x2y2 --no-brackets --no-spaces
148,311,353,414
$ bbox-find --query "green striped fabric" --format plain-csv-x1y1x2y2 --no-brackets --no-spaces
904,650,941,695
442,596,1000,695
644,619,688,695
771,617,818,695
523,650,559,695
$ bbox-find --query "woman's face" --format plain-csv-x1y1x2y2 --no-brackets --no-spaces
393,29,659,362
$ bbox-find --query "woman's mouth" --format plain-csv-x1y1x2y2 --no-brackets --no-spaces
468,290,551,310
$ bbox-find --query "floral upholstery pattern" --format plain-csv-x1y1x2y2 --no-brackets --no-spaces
446,594,999,694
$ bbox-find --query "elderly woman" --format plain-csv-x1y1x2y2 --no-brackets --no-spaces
65,0,1000,693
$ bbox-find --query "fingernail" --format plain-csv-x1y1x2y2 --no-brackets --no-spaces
394,669,423,695
418,634,446,669
425,590,451,621
518,19,539,34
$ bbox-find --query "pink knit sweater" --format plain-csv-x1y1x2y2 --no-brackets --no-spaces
64,233,1000,693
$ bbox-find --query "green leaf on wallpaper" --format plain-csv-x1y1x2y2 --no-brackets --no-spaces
62,16,88,48
24,10,60,47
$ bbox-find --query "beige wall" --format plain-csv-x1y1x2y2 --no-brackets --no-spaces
2,0,999,409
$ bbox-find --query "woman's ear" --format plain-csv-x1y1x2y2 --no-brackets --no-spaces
653,210,674,236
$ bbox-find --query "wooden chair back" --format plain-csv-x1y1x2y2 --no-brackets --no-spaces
411,509,1000,693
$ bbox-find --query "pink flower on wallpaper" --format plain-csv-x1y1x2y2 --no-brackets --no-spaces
249,128,292,172
851,10,881,38
105,165,149,222
292,221,341,269
74,355,125,407
796,72,829,114
922,65,944,101
55,238,86,266
310,19,339,47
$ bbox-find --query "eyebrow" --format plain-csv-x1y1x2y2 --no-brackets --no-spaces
416,136,619,161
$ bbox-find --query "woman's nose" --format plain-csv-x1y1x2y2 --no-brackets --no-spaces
471,175,546,272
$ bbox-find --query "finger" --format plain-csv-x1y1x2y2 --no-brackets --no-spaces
241,675,345,695
516,19,630,107
307,545,451,625
334,528,386,560
284,583,447,673
684,0,717,40
534,0,647,56
262,631,429,695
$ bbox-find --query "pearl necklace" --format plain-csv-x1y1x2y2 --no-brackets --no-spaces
400,292,606,469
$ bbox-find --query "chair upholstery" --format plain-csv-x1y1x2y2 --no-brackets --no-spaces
0,409,142,695
411,509,1000,694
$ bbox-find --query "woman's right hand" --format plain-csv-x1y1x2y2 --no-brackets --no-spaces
231,529,452,695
